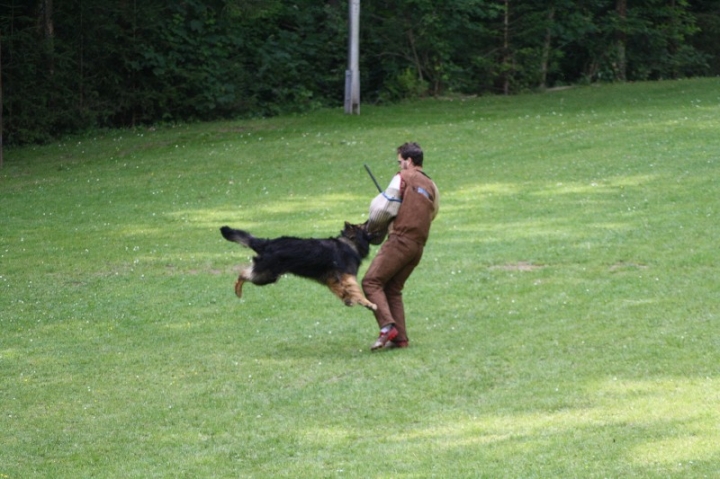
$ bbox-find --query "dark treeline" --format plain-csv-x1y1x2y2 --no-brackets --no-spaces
1,0,718,146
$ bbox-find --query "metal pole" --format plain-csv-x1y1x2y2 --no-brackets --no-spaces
344,0,360,114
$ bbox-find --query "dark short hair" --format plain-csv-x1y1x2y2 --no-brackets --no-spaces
397,142,424,166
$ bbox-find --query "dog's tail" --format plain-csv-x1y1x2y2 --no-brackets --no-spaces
220,226,255,248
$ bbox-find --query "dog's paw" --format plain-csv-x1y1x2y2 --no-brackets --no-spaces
364,301,378,311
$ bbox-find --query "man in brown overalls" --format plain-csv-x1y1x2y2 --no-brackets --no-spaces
363,142,440,350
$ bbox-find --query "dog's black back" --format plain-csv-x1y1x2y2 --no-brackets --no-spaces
220,222,371,285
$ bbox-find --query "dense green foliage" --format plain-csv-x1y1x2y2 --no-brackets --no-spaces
1,0,718,145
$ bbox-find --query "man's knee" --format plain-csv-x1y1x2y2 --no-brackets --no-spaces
362,275,379,295
361,276,372,293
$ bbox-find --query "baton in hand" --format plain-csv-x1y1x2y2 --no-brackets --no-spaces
364,164,383,193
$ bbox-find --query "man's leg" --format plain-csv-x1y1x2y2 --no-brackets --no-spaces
362,236,409,330
385,240,423,343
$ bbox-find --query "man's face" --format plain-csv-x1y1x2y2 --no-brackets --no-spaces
397,153,410,170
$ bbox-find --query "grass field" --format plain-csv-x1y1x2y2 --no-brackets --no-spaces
1,78,719,478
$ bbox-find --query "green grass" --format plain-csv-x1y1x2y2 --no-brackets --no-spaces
2,78,720,478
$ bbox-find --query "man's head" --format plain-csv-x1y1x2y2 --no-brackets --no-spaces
397,142,423,167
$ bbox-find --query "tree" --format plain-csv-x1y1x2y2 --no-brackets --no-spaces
616,0,627,80
688,0,720,75
41,0,54,76
0,0,715,146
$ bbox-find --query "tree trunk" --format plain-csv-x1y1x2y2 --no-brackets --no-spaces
502,0,510,95
668,0,678,79
43,0,55,75
616,0,627,81
407,28,424,84
540,8,555,89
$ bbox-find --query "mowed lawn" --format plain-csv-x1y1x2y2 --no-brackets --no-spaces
1,78,719,478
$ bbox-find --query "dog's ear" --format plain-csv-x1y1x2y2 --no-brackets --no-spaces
341,221,355,237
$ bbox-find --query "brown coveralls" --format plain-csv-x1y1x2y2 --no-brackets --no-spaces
362,165,439,344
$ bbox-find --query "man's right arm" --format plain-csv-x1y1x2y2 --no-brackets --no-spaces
366,174,402,244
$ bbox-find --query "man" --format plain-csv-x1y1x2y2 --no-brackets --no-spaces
362,142,439,351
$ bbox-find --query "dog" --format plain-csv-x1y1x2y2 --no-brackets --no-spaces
220,222,377,310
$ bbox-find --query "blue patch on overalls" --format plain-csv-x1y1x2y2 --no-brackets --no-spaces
416,187,432,200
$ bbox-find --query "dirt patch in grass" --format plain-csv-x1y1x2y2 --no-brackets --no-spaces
609,262,649,271
490,261,544,272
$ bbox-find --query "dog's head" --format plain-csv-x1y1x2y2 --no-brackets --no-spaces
341,221,372,257
342,221,370,241
358,219,386,245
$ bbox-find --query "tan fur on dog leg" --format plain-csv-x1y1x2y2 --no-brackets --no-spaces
326,277,348,304
234,277,245,298
234,266,254,298
340,274,377,310
325,275,376,309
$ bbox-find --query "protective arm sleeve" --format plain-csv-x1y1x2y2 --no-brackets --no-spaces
366,174,402,244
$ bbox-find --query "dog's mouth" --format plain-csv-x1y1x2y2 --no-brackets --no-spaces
359,222,376,241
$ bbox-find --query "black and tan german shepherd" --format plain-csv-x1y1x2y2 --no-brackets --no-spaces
220,222,377,310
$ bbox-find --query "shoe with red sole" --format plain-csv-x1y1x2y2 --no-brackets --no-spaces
370,326,398,351
384,339,409,349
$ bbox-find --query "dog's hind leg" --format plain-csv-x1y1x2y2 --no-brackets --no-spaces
234,275,248,298
234,266,253,298
234,265,279,298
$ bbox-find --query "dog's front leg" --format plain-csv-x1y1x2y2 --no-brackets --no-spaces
326,276,350,305
339,274,377,311
325,275,376,310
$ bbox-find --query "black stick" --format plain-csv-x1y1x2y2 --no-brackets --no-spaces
364,164,383,193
